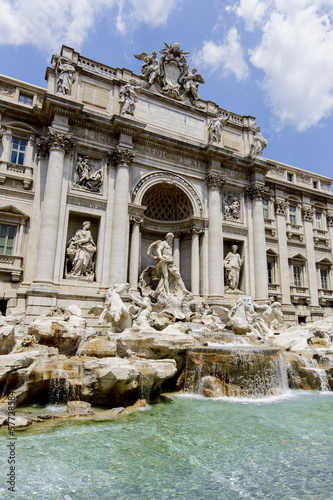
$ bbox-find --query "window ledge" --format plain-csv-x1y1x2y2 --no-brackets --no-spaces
0,161,33,189
0,254,23,281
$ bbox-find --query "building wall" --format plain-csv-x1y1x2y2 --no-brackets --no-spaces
0,45,332,323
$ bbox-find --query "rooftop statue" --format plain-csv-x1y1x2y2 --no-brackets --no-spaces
119,79,141,116
134,42,205,106
249,125,267,158
208,112,230,143
54,55,76,96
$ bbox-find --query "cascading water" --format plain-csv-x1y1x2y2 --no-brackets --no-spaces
49,367,77,404
184,346,289,398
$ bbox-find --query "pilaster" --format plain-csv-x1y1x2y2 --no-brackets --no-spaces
302,206,319,307
274,199,291,305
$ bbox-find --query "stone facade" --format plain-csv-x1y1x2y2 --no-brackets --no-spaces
0,44,332,324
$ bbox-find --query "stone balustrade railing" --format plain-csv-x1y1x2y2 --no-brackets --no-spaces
0,161,33,189
77,57,116,79
0,254,23,281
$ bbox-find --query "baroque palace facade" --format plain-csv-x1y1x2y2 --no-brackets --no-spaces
0,44,332,325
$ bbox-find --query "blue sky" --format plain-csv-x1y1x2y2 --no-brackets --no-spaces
0,0,332,181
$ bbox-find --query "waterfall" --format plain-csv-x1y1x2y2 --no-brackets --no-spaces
184,346,289,398
49,367,77,404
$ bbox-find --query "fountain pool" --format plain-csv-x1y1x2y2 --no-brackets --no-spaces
1,391,332,499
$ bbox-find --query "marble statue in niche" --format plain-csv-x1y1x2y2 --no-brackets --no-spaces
119,79,141,116
66,221,96,280
74,156,103,192
208,112,230,143
223,193,241,220
223,245,243,292
54,55,76,95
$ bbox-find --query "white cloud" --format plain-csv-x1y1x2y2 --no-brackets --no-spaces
227,0,269,31
195,28,250,81
233,0,333,130
0,0,177,51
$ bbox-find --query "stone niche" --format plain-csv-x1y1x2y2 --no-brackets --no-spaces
223,239,245,292
64,213,100,281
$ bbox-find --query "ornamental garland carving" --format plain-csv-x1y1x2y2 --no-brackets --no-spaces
134,42,205,107
223,193,241,220
206,172,225,191
274,200,289,216
302,207,315,222
110,147,135,167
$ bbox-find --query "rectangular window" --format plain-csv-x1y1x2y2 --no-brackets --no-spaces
263,199,269,219
18,93,33,106
315,212,321,229
320,269,329,290
287,173,294,182
0,224,17,255
289,206,297,225
313,181,318,189
10,138,27,165
293,265,302,287
267,262,273,284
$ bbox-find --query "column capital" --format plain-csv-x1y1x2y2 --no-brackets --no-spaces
190,226,205,235
245,183,266,200
110,146,135,169
46,128,73,153
302,206,315,222
129,215,143,226
327,212,333,227
206,172,225,191
274,199,289,216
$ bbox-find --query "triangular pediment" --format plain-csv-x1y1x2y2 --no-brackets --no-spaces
267,248,279,257
289,253,307,262
0,205,29,219
317,257,333,266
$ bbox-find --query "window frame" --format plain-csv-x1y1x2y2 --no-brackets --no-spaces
10,137,28,166
289,205,297,225
0,223,18,255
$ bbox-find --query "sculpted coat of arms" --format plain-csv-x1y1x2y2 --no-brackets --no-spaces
134,42,205,107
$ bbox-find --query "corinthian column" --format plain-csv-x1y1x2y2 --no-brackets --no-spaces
275,200,291,304
247,183,268,301
302,207,319,307
34,129,72,283
191,227,202,296
206,172,225,298
109,147,134,285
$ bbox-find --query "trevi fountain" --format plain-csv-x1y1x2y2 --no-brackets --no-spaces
1,232,333,499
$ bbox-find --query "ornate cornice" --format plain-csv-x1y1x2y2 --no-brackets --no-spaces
110,146,135,168
206,172,225,191
274,200,289,216
302,207,315,222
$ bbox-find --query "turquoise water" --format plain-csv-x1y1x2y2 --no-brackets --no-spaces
1,392,333,499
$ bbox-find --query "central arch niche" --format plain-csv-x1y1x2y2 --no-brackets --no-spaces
142,183,193,221
139,183,194,291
